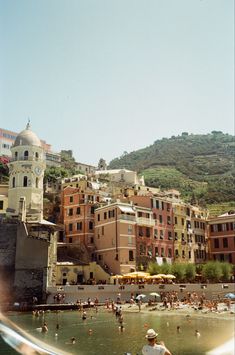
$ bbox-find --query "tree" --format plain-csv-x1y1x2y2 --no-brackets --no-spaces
185,263,196,282
220,262,233,282
171,263,186,281
202,261,222,282
147,261,161,275
160,263,172,275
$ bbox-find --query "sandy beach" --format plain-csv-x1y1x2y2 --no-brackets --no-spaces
120,302,235,321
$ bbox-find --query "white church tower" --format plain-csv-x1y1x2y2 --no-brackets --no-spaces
8,122,46,222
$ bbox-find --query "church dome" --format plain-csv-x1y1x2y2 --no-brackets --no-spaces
13,123,41,147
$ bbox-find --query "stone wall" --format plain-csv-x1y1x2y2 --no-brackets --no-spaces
0,222,17,305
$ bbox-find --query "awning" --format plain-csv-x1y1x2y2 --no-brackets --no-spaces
119,206,135,214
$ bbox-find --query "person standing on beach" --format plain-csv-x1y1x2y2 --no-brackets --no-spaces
142,329,172,355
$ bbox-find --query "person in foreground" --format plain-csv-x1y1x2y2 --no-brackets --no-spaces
142,329,172,355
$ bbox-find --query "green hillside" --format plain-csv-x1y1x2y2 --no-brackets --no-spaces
108,132,235,207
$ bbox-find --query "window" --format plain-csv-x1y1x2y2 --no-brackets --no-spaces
98,214,100,221
223,238,228,248
174,232,178,240
68,208,73,216
160,230,164,239
23,176,28,187
129,250,134,261
36,178,39,188
138,212,143,217
161,248,164,257
167,203,170,212
167,216,171,225
70,196,73,203
69,237,72,243
181,218,184,226
175,217,178,225
102,226,104,235
128,225,132,235
153,213,157,219
182,250,185,258
90,237,94,244
15,152,18,160
91,206,95,214
155,247,159,256
104,212,107,219
189,251,191,259
159,215,163,224
175,249,179,256
156,200,159,209
24,150,29,160
0,201,3,210
69,223,73,232
181,233,185,241
168,231,172,240
89,221,93,230
76,207,80,215
12,177,15,188
77,222,82,231
146,228,150,237
214,238,219,248
168,249,172,258
154,229,158,238
139,227,143,237
35,152,39,160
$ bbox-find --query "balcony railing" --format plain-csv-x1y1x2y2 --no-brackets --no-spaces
136,217,155,226
118,214,136,222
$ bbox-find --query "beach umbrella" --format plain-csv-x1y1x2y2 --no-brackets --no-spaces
154,274,166,278
164,274,176,279
149,292,160,297
110,275,123,279
123,271,150,278
150,275,164,279
224,293,235,299
136,294,146,300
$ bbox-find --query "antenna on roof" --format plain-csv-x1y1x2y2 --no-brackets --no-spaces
26,118,31,129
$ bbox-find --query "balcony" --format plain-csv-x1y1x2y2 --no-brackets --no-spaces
118,214,136,222
136,217,155,226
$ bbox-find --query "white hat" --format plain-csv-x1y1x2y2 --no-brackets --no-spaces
145,329,158,339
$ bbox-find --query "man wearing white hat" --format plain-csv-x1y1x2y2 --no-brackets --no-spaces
142,329,172,355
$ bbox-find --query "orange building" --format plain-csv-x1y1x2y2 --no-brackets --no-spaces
129,195,174,263
61,185,100,258
207,211,235,264
94,202,137,275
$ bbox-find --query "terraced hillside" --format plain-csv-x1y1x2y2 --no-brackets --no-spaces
108,132,235,209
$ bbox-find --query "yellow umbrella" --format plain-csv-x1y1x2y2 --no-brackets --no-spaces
149,275,164,279
155,274,166,278
164,274,176,279
123,271,150,278
110,275,123,279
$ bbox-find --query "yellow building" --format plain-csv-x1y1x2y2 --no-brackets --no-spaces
56,261,110,285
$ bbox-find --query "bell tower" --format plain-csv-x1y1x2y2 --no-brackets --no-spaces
8,123,46,222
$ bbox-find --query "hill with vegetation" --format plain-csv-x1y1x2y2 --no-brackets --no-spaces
108,132,235,211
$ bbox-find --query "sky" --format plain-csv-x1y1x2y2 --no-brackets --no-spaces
0,0,234,166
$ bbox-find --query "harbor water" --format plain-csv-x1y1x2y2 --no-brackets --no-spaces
0,308,234,355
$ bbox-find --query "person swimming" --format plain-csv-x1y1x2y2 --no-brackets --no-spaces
195,330,201,337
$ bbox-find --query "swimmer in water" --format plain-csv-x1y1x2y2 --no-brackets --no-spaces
195,330,200,337
70,337,76,344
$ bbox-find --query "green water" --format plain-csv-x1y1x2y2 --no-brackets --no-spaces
0,308,234,355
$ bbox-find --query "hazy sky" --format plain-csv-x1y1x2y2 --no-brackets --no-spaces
0,0,234,166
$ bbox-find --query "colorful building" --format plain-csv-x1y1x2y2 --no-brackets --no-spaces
207,211,235,264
